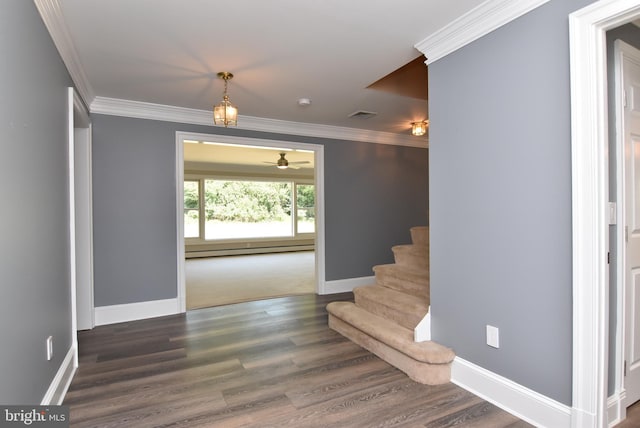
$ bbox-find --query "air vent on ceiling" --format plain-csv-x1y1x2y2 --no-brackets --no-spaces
348,110,378,119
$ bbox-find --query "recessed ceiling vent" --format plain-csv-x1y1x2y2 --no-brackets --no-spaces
348,110,378,119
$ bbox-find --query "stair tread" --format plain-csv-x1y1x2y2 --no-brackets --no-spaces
392,244,428,253
373,263,429,278
326,301,454,364
355,284,428,312
392,244,429,270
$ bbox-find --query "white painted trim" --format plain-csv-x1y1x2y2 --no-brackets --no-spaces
611,39,638,428
608,391,626,428
569,2,640,427
41,346,77,405
320,276,375,295
413,309,431,342
415,0,550,65
175,132,326,310
186,246,315,258
176,138,186,313
451,357,571,428
66,88,79,367
313,146,326,295
73,89,95,332
94,298,180,326
34,0,95,105
92,96,426,149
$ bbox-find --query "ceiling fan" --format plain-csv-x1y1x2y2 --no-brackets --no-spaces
263,152,310,170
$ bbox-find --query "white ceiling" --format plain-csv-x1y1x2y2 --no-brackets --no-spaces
184,141,315,173
54,0,486,137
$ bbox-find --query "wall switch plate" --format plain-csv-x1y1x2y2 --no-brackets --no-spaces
46,336,53,361
486,325,499,348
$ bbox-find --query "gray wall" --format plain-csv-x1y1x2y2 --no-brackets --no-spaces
91,114,428,306
429,0,594,406
0,1,74,403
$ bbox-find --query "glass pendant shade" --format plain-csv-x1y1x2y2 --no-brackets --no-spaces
213,95,238,126
411,121,428,136
213,72,237,127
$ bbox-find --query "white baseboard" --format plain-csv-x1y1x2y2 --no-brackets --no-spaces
608,391,626,427
320,276,375,295
451,357,572,428
41,346,77,405
95,298,180,326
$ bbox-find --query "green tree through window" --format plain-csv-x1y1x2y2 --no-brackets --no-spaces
184,179,314,240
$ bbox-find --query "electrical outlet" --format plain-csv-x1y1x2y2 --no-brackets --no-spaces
46,336,53,361
486,325,499,348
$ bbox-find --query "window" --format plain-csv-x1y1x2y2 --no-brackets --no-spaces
183,180,200,238
296,184,315,234
184,178,314,241
204,180,292,239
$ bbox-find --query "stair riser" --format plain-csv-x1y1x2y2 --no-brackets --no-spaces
393,251,428,270
329,315,451,385
373,264,429,297
354,292,424,330
374,271,429,300
410,227,429,247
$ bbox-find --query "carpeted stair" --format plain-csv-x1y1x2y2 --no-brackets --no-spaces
327,226,455,385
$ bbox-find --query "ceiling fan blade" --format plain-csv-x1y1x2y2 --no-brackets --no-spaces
289,161,311,165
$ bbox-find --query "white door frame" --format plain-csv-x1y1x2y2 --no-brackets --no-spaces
67,88,78,366
67,87,93,365
570,1,640,427
72,90,94,332
612,39,640,425
174,131,326,313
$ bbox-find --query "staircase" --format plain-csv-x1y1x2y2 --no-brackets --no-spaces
326,226,455,385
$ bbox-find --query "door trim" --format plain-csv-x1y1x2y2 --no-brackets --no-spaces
174,131,325,313
612,39,640,424
72,90,94,331
569,2,640,426
67,88,78,366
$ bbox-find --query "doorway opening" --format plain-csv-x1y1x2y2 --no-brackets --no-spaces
570,2,640,426
175,132,325,312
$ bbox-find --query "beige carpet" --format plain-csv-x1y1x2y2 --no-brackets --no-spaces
186,251,316,310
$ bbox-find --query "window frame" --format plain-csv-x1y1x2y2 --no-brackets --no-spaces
184,174,315,244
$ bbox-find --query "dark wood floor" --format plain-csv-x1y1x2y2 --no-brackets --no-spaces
617,400,640,427
65,293,532,427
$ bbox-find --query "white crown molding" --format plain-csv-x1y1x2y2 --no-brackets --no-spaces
34,0,95,105
91,96,428,149
415,0,551,65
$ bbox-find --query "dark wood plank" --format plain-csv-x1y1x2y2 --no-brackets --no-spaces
64,293,532,427
618,400,640,427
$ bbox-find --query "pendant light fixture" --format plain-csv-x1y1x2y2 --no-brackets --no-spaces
213,72,238,127
411,120,429,136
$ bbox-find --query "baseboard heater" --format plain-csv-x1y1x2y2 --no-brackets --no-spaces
186,244,314,258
